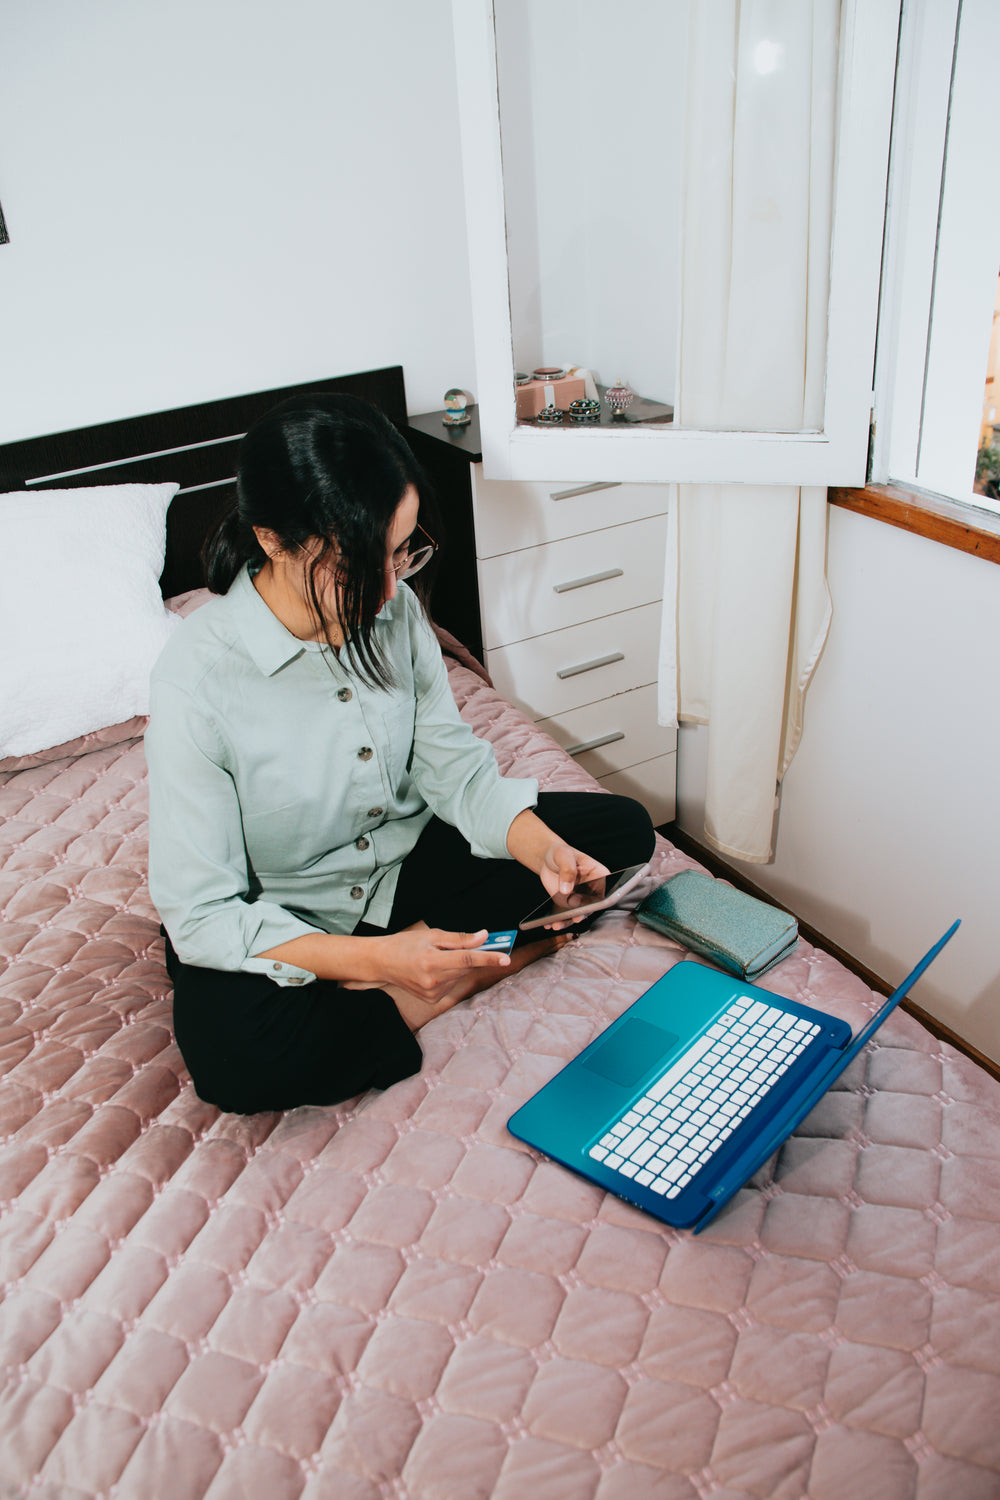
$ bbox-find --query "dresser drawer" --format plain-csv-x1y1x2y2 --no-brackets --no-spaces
479,515,667,650
486,602,662,720
472,470,668,558
598,753,677,827
534,684,677,781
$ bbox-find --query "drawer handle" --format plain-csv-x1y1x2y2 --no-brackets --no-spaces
557,651,625,680
549,481,622,502
566,730,626,757
553,567,624,595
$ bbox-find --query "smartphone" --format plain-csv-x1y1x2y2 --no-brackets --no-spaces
518,862,650,932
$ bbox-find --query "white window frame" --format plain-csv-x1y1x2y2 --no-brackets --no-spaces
871,0,1000,516
452,0,900,486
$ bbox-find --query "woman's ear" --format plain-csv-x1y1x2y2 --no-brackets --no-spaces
252,526,283,560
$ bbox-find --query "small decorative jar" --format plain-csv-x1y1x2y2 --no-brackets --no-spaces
604,380,634,419
569,398,601,423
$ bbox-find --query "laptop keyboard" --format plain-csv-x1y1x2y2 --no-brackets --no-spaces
588,996,822,1200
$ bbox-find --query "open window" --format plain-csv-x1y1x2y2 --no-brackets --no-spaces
452,0,901,485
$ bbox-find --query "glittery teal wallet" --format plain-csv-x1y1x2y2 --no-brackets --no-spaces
635,870,799,980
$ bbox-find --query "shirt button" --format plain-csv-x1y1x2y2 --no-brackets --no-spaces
337,687,353,702
356,837,370,851
368,806,384,818
287,977,304,986
350,885,365,900
271,962,282,972
358,746,373,761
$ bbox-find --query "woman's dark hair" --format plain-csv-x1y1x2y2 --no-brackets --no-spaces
204,393,439,688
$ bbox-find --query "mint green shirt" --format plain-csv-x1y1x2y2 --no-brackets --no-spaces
145,567,538,986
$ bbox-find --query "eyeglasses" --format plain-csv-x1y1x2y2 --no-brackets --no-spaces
389,523,437,580
315,524,438,588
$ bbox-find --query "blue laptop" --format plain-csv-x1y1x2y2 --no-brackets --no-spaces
508,922,959,1233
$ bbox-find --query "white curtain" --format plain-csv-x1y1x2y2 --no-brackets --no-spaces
658,0,839,863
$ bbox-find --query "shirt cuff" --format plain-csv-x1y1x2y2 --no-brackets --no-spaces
242,955,317,988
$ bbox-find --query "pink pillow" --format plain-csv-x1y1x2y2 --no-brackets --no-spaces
0,717,149,773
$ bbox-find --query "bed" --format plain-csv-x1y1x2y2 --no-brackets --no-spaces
1,369,999,1500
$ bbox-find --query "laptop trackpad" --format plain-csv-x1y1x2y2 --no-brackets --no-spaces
584,1019,678,1089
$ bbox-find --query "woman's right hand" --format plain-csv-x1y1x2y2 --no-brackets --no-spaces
375,924,510,1004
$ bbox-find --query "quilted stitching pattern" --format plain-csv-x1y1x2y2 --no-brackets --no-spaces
2,666,999,1499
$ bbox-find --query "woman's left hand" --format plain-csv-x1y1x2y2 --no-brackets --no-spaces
506,808,609,925
538,839,610,920
539,839,608,900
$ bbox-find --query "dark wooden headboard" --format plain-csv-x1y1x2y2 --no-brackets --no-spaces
0,366,408,597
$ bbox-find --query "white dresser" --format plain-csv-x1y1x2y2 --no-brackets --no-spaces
472,469,676,826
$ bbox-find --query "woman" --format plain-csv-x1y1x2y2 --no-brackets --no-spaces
146,394,655,1113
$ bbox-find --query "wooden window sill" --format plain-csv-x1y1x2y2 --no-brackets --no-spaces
828,483,1000,565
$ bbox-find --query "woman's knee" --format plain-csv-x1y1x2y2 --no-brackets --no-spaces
610,794,657,861
536,789,656,867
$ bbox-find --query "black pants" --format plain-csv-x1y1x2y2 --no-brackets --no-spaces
168,791,655,1114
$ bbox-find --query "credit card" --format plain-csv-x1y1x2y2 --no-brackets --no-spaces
480,929,518,954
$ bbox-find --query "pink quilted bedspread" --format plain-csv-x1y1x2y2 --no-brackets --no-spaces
2,661,999,1500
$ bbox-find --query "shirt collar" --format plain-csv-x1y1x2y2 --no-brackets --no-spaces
228,565,313,677
227,565,408,678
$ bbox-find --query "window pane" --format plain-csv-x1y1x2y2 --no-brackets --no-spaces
878,0,1000,510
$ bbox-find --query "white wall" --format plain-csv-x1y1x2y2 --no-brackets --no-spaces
676,504,1000,1066
0,0,475,442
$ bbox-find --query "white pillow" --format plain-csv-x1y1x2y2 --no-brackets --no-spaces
0,483,181,757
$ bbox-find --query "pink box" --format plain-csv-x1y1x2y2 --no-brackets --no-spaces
515,375,586,420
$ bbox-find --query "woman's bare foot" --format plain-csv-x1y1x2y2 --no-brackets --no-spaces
382,929,576,1032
